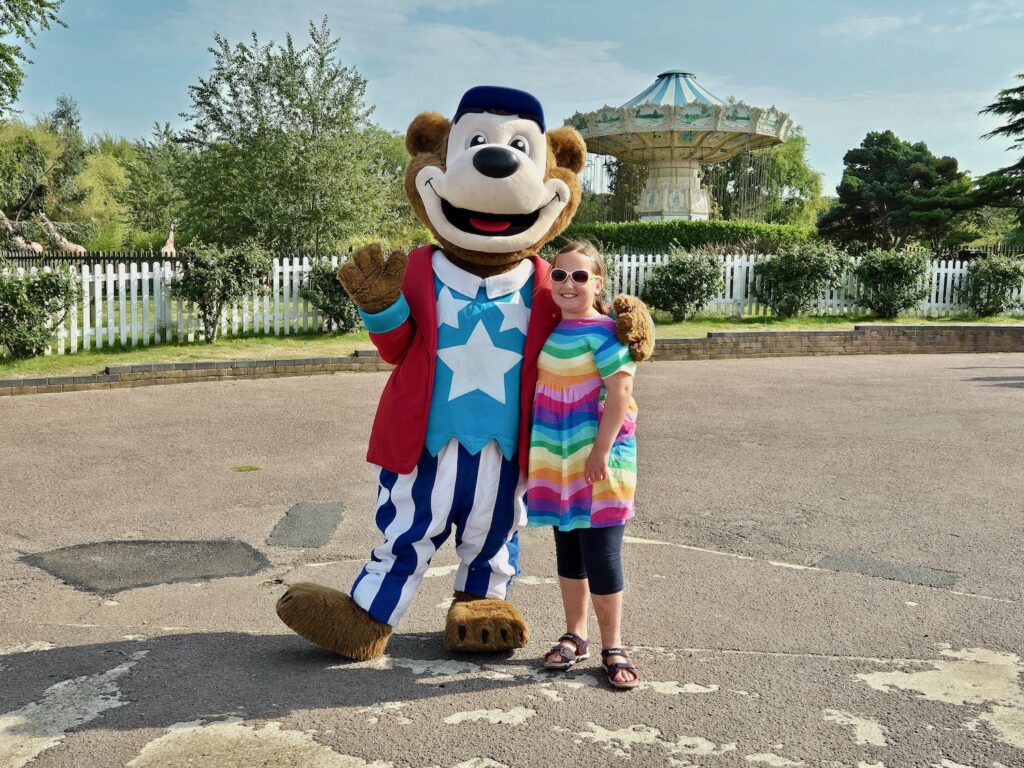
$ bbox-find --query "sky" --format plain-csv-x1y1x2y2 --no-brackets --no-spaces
13,0,1024,193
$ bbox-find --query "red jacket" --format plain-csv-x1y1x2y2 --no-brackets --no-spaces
365,245,560,475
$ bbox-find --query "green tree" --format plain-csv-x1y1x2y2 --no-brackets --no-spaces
70,151,131,250
704,133,823,226
977,73,1024,237
0,0,65,113
0,118,59,227
818,130,975,252
122,123,188,248
40,94,85,216
179,17,396,252
0,97,84,242
604,158,647,221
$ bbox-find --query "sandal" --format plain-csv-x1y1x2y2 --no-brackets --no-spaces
542,632,590,670
601,647,639,689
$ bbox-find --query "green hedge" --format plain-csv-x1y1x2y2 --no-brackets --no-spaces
560,219,813,253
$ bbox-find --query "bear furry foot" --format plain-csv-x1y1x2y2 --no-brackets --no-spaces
444,591,529,652
276,582,392,661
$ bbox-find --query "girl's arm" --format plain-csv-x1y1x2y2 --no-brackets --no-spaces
585,371,633,484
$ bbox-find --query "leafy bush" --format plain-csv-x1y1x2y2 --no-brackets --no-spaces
853,249,931,318
753,243,851,318
299,257,362,333
641,249,725,321
169,242,272,342
560,219,812,253
0,267,81,359
963,254,1024,316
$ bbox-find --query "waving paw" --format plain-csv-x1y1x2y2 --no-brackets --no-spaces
337,243,409,314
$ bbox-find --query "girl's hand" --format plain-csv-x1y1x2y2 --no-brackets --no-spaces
585,449,610,484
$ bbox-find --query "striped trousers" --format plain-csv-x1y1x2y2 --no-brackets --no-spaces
351,438,527,627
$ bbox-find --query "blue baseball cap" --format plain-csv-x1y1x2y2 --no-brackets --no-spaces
454,86,545,133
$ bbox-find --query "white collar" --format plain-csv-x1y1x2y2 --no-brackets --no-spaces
432,249,534,300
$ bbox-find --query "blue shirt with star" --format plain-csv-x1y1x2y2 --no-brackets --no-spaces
426,250,534,459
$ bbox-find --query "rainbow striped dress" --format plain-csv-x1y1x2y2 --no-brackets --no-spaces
526,316,638,530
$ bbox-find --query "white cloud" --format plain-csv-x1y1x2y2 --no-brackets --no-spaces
825,13,922,39
144,0,649,133
931,0,1024,32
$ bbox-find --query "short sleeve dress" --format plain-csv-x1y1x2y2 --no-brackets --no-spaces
526,315,638,531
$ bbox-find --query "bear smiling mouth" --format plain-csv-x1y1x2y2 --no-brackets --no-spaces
441,199,540,236
426,179,557,237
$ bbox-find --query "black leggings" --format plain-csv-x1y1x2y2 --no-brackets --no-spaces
553,525,626,595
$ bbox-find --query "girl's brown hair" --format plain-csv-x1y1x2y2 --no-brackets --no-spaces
554,240,610,316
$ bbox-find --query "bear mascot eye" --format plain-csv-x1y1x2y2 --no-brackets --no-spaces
466,131,488,149
508,135,530,154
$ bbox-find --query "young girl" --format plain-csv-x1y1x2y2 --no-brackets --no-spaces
526,240,640,689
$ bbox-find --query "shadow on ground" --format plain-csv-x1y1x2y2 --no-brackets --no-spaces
0,631,539,732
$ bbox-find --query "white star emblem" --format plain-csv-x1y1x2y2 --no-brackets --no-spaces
437,285,471,329
496,291,530,336
437,322,523,404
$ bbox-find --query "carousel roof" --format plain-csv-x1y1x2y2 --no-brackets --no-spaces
622,70,726,109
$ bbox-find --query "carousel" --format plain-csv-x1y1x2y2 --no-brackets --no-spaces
567,70,793,221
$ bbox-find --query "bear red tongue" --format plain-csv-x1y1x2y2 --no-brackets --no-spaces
470,218,511,233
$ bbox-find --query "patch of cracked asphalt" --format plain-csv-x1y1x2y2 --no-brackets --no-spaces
2,352,1023,767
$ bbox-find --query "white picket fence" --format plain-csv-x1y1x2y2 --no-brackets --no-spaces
611,251,1024,319
2,255,338,357
4,252,1024,358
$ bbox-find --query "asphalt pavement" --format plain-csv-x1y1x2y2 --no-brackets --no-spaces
2,352,1023,768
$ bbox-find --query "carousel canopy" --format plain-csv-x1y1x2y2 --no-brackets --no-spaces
622,70,726,109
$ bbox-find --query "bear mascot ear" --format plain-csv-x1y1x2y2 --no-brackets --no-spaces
547,126,587,174
406,112,452,157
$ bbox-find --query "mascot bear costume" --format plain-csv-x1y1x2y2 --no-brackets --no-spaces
277,86,654,661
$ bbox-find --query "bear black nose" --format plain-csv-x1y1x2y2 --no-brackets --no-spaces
472,146,520,178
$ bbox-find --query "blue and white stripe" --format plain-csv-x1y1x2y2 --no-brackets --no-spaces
351,438,526,627
622,70,725,108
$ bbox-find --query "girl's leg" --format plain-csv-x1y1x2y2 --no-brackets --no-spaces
547,528,589,662
580,525,636,685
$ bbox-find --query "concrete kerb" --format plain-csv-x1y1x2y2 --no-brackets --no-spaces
2,325,1023,397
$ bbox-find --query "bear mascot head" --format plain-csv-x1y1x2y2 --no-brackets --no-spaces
405,85,586,273
276,86,652,663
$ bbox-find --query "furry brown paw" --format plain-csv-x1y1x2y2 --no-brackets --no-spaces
337,243,409,315
612,294,655,362
444,596,529,653
276,582,392,661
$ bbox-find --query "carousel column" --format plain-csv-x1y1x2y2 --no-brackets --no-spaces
638,158,710,221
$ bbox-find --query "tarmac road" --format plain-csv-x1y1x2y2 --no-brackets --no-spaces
2,352,1023,768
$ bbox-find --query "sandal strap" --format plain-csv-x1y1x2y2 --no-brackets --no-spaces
604,661,637,672
601,647,630,659
557,633,589,656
